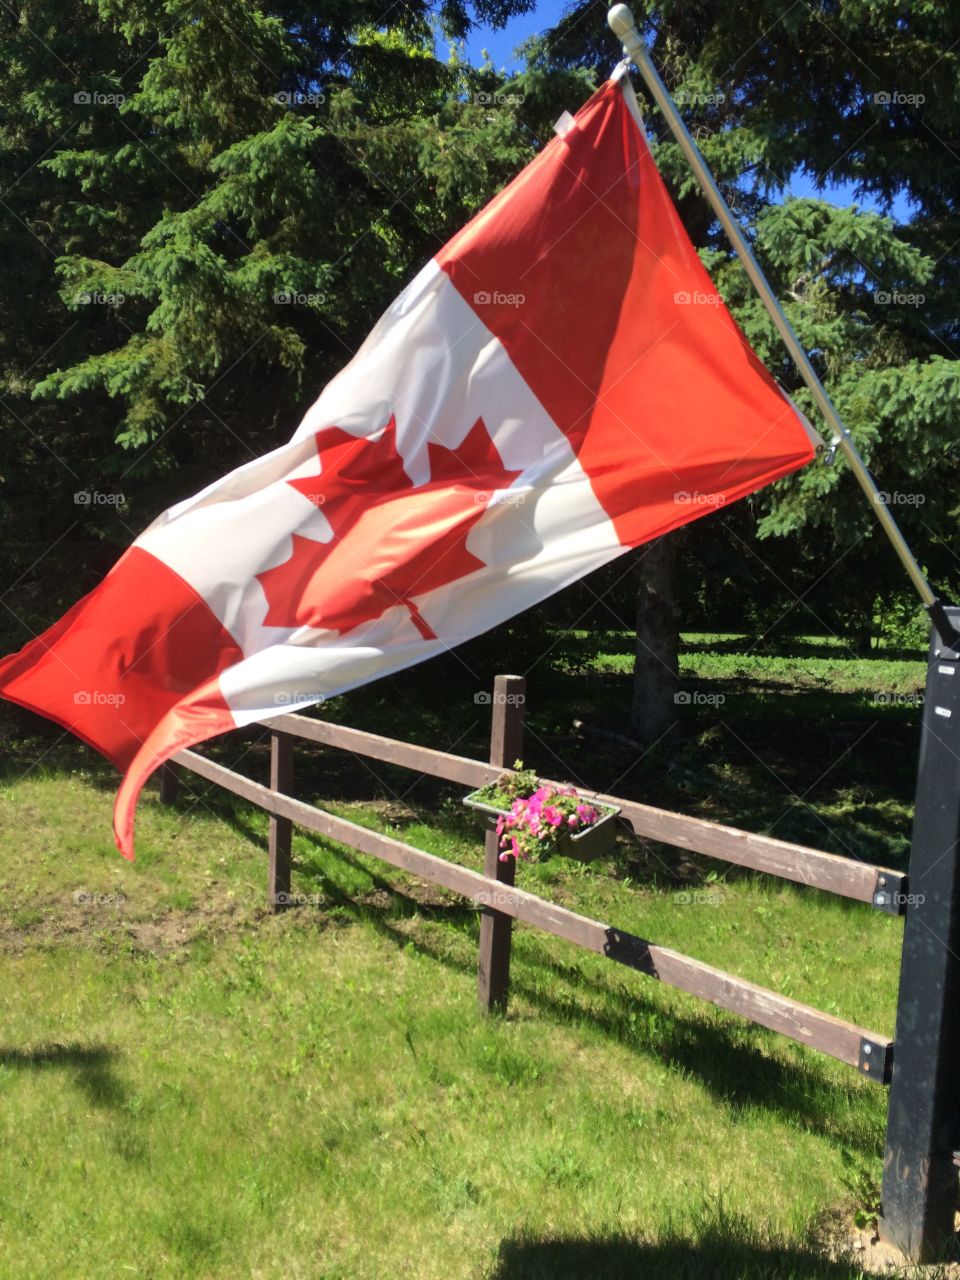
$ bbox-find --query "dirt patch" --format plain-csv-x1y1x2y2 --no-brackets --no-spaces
356,879,468,912
0,872,465,959
0,890,258,956
818,1208,960,1276
353,798,422,824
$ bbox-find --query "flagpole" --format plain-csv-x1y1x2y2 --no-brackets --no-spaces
607,4,956,645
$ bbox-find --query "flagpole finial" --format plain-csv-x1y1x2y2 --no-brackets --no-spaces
607,4,638,44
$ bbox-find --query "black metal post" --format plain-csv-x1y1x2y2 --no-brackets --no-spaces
880,607,960,1261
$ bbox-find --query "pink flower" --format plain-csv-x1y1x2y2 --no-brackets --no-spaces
486,775,603,862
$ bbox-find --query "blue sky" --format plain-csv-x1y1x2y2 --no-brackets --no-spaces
461,0,569,70
454,3,912,222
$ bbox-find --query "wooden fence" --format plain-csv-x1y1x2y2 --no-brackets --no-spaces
155,644,960,1264
158,673,901,1082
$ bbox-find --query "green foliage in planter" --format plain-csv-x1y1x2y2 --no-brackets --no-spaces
469,760,539,811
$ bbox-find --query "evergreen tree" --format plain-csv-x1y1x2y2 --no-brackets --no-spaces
0,0,545,640
531,0,960,734
3,0,957,735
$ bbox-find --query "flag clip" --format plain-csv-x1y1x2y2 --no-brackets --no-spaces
553,110,576,138
857,1036,893,1084
871,869,908,915
823,434,842,466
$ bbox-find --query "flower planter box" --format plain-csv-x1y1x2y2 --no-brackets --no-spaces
463,788,620,863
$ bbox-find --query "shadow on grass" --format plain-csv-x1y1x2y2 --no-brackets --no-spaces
299,849,884,1155
490,1232,863,1280
489,1232,866,1279
0,1042,126,1109
0,734,891,1154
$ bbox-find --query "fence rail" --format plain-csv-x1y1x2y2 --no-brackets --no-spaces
154,650,960,1263
264,709,906,910
160,671,899,1085
172,745,893,1077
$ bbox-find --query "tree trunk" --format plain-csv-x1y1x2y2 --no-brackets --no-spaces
631,535,680,746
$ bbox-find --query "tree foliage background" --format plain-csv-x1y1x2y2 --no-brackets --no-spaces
537,0,960,684
1,0,957,729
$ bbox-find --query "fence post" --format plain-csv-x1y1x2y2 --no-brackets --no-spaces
879,608,960,1261
268,730,293,912
158,763,179,804
477,673,526,1014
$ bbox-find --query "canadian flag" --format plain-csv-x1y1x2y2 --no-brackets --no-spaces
0,75,817,858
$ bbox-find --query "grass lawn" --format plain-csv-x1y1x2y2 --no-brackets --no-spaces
0,632,945,1278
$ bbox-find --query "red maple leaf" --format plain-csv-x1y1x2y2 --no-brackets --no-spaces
256,415,522,638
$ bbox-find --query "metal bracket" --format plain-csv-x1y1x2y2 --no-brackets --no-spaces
930,601,960,654
858,1036,893,1084
822,434,842,466
872,870,908,915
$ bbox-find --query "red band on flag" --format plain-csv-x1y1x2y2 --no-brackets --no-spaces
112,675,236,860
0,547,240,772
436,80,814,546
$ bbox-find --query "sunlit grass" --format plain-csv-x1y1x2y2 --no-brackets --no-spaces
0,753,925,1280
0,629,939,1277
